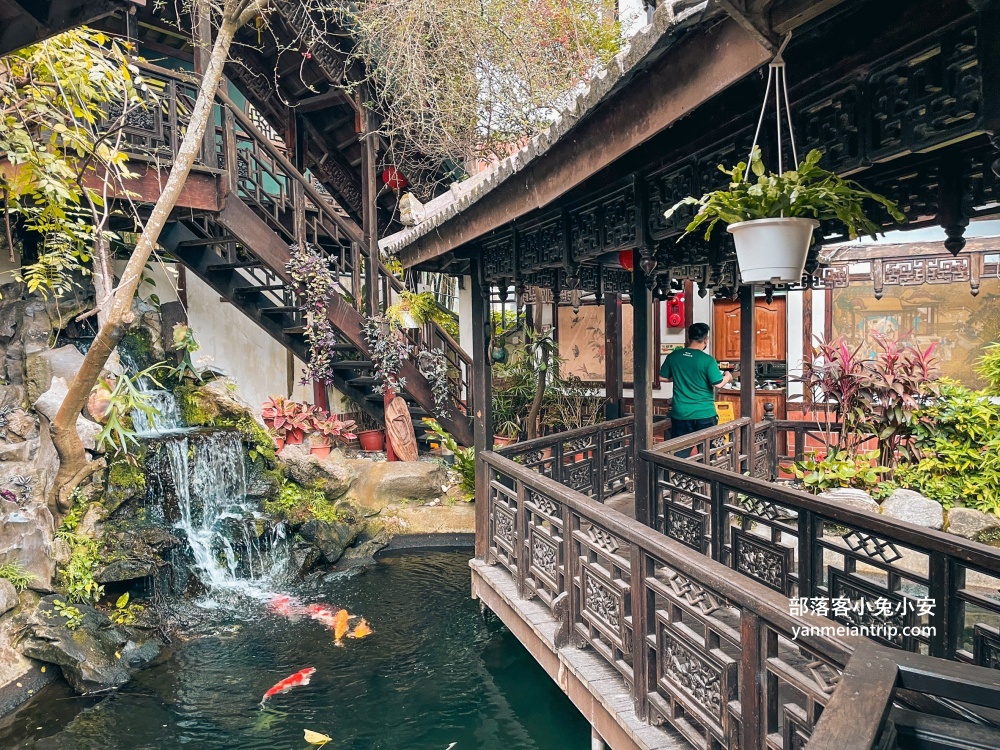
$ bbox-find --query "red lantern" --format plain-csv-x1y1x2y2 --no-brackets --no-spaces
381,167,408,191
618,249,634,272
666,294,685,328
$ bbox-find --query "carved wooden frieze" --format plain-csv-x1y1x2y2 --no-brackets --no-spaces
314,156,363,215
647,163,698,240
519,217,564,270
482,232,515,281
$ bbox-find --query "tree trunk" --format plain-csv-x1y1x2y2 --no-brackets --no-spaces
49,7,242,508
92,235,114,329
526,346,549,440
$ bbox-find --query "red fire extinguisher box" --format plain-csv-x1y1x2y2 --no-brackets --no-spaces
666,294,685,328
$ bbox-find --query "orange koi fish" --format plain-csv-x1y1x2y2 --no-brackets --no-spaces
261,667,316,704
332,609,351,645
348,618,373,640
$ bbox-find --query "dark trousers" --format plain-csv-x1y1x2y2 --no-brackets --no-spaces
670,416,719,458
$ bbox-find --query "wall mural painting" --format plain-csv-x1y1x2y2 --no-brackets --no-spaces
831,277,1000,388
558,304,606,382
557,303,647,386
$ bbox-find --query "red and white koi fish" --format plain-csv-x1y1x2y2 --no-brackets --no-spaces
261,667,316,704
305,603,341,629
268,594,305,619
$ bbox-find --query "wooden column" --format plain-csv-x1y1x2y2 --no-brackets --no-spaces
472,264,494,559
739,285,756,419
632,271,654,527
191,4,215,166
604,292,623,420
360,103,379,317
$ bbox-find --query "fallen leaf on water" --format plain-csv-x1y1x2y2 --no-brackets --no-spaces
304,728,332,746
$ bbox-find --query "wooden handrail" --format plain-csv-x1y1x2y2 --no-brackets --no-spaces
495,415,636,457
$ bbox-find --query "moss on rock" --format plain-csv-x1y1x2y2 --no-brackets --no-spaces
104,452,147,516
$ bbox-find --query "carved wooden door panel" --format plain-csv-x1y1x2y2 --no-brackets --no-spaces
754,299,786,361
713,301,742,361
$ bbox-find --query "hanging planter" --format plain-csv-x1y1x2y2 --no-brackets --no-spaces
666,39,905,285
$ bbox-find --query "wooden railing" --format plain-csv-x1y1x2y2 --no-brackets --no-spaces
643,422,1000,669
495,417,636,502
112,62,473,412
808,640,1000,750
482,449,860,750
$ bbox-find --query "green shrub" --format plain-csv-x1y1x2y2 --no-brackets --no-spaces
0,562,35,592
896,380,1000,512
57,534,104,605
781,449,889,495
264,479,339,525
423,418,475,499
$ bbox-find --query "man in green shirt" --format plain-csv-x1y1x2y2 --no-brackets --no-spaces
660,323,733,442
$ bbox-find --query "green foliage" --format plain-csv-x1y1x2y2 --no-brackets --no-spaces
57,534,104,605
541,374,607,432
423,418,475,498
169,323,202,382
50,599,84,630
895,380,1000,512
1,28,147,295
96,364,164,454
387,291,459,338
264,479,340,525
0,562,35,592
667,147,906,243
106,453,147,497
108,592,143,626
977,342,1000,395
59,488,89,533
782,449,889,495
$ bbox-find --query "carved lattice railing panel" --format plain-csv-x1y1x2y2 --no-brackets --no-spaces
645,422,1000,666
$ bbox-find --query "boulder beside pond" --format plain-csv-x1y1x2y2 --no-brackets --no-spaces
946,508,1000,543
18,596,160,695
346,459,449,511
297,519,360,565
278,445,353,501
816,488,879,514
880,489,944,530
0,579,18,617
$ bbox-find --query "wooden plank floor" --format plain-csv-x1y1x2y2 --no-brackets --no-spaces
471,559,688,750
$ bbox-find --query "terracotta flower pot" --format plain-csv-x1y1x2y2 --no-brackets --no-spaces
493,435,515,448
275,436,285,453
285,428,305,445
310,442,332,459
358,429,385,452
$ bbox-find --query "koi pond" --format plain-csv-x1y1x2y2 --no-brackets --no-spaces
0,551,589,749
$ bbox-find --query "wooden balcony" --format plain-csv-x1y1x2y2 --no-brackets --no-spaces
477,418,1000,750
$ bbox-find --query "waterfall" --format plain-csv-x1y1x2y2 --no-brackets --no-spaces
121,360,287,599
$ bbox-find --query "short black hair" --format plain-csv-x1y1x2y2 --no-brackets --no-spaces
688,323,710,342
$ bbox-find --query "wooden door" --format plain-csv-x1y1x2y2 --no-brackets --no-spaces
753,391,785,421
713,301,742,361
754,298,786,361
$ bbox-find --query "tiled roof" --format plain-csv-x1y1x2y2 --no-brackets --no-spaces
379,0,714,256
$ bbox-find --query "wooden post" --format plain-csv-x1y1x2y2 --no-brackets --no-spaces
604,292,623,420
739,285,756,463
472,263,494,559
360,103,379,317
191,4,216,166
632,269,654,527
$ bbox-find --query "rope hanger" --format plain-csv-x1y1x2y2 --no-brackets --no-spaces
746,32,797,177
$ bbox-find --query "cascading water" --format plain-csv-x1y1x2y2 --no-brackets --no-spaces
124,372,287,600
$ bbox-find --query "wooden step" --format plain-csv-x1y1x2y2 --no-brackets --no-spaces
207,261,263,272
347,375,378,387
328,360,373,370
234,284,286,295
260,306,303,316
176,237,238,248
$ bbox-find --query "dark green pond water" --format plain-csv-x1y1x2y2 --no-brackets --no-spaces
0,551,589,750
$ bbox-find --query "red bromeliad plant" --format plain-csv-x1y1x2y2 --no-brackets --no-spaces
311,414,358,447
797,334,940,467
261,397,318,444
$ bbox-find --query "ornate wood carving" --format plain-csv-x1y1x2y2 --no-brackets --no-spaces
731,528,792,595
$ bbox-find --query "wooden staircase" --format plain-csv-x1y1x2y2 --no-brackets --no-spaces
133,64,473,445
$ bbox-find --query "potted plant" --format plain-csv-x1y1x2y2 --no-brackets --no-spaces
262,397,315,448
387,290,460,336
309,413,357,459
354,410,386,452
666,147,905,284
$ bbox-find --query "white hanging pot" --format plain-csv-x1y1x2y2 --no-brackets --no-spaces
400,310,419,329
727,217,819,284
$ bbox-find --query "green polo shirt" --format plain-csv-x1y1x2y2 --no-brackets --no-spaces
660,347,724,420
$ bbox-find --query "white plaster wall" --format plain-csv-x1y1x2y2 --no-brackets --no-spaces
619,0,652,36
117,259,311,411
458,276,473,355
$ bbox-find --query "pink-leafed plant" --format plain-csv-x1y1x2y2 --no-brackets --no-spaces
262,397,318,443
311,414,358,447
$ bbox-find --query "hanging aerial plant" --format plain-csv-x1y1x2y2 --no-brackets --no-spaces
666,42,905,284
362,315,413,396
416,348,453,420
287,244,339,383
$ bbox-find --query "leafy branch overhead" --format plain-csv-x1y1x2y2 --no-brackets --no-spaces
337,0,625,195
666,147,907,242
